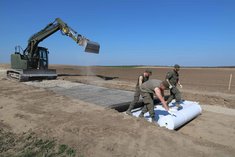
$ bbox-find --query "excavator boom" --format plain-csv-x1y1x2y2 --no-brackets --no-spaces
25,18,99,57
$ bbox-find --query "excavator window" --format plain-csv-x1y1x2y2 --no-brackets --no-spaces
38,47,49,69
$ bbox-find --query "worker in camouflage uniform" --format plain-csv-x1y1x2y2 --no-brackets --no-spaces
165,64,183,109
138,79,174,122
126,69,152,115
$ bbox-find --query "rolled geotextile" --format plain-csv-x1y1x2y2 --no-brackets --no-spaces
158,102,202,130
131,101,202,130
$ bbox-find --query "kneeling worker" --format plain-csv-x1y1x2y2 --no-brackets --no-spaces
139,79,174,122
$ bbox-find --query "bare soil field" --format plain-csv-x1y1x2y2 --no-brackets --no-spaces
0,64,235,157
54,65,235,108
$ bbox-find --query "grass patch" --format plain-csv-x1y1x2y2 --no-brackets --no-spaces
0,128,78,157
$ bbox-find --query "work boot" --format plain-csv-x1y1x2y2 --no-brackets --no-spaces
138,112,144,118
151,117,157,124
126,110,132,116
176,103,183,110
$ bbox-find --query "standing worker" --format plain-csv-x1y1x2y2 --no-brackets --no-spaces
138,79,175,122
126,69,152,115
165,64,183,109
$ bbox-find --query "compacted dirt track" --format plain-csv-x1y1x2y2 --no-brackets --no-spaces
0,64,235,157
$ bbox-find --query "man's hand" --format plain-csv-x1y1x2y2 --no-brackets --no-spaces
166,79,173,89
168,109,177,116
169,84,173,89
179,84,183,88
178,81,183,88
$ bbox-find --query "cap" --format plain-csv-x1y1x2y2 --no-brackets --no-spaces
145,69,152,74
174,64,180,69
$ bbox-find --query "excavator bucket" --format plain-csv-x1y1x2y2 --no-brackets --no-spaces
85,41,100,54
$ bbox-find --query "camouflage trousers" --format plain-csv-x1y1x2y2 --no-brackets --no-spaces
167,86,181,104
127,87,141,112
140,92,155,119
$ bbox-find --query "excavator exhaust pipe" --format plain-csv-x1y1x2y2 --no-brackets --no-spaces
85,41,100,54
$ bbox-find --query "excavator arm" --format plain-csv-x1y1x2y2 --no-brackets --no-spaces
24,18,100,59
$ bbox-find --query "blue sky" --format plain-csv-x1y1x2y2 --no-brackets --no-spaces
0,0,234,66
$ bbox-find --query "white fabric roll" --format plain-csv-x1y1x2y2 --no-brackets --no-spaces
158,103,202,130
131,100,202,130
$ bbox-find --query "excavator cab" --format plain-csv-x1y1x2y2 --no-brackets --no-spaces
8,46,56,81
37,47,49,69
32,47,49,69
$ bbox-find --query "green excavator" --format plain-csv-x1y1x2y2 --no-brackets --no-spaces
7,18,100,81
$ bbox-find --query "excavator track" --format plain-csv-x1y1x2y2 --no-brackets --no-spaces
7,69,57,82
7,70,29,81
